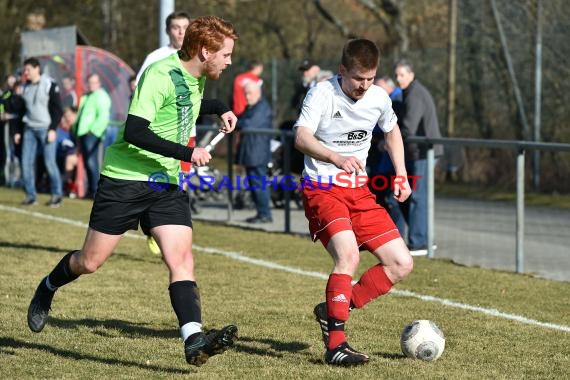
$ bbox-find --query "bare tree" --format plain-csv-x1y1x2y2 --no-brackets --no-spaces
356,0,409,54
313,0,356,39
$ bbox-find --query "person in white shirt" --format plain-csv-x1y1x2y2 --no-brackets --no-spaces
135,11,191,84
294,38,413,366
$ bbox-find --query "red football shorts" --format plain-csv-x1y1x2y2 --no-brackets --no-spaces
301,181,401,251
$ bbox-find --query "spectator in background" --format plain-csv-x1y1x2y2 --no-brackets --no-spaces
57,107,78,196
369,76,406,233
135,11,190,84
15,57,63,207
2,79,25,187
61,75,77,109
128,75,136,98
237,82,273,224
394,59,443,256
376,76,403,115
2,74,16,92
291,58,321,115
73,73,111,198
231,60,263,117
1,75,18,186
103,123,118,154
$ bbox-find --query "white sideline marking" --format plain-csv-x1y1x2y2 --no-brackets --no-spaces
2,204,569,333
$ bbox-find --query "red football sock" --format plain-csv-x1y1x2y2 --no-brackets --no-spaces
351,264,393,309
326,273,352,349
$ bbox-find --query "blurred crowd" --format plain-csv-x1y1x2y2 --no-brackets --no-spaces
0,65,121,204
0,10,442,255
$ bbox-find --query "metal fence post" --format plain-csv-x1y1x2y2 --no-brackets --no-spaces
427,147,436,258
226,132,234,221
516,148,525,273
282,130,292,234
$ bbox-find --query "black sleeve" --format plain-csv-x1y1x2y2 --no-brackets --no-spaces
10,96,26,135
123,114,194,162
47,82,63,131
199,98,230,116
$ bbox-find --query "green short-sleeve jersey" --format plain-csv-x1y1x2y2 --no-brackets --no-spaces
101,53,205,184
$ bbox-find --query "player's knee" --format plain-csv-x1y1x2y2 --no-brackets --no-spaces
396,255,414,280
337,251,360,272
402,255,414,276
76,256,102,274
165,251,195,275
82,260,101,274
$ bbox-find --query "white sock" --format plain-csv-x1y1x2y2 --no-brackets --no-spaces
180,322,202,342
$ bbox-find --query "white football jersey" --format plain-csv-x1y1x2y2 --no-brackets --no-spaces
135,46,178,84
295,75,397,187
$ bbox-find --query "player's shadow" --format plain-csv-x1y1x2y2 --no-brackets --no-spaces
49,317,179,339
0,337,193,375
0,241,69,254
49,318,313,360
31,318,314,361
232,335,310,358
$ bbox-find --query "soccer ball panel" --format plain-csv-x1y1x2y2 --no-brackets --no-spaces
400,319,445,361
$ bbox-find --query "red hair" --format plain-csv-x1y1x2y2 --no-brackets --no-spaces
179,16,238,61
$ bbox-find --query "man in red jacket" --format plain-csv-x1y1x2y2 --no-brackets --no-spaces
231,60,263,117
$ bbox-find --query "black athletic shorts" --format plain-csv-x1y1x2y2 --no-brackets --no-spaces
89,175,192,235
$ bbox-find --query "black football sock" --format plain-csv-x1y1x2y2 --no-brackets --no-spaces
169,280,202,327
45,250,80,291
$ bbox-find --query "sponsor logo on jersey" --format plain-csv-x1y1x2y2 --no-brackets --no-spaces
340,130,368,141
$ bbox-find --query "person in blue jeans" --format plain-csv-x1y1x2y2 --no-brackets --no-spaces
394,59,443,255
236,82,273,224
370,76,406,233
14,57,63,207
73,73,111,198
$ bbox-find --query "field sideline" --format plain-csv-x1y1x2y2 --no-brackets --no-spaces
3,203,568,334
0,188,568,379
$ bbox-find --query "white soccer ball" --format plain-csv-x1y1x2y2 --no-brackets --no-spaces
400,320,445,361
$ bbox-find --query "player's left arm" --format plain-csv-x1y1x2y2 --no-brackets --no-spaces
200,99,236,133
384,125,411,202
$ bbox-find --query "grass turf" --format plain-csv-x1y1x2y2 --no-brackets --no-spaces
0,187,568,379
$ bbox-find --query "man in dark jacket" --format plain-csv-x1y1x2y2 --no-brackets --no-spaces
237,82,273,223
290,58,321,116
394,59,443,256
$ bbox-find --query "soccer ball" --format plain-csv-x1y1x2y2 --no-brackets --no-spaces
400,320,445,361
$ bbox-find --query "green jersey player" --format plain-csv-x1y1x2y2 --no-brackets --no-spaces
27,16,239,367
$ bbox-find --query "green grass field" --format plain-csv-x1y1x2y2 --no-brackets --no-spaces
0,187,568,379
